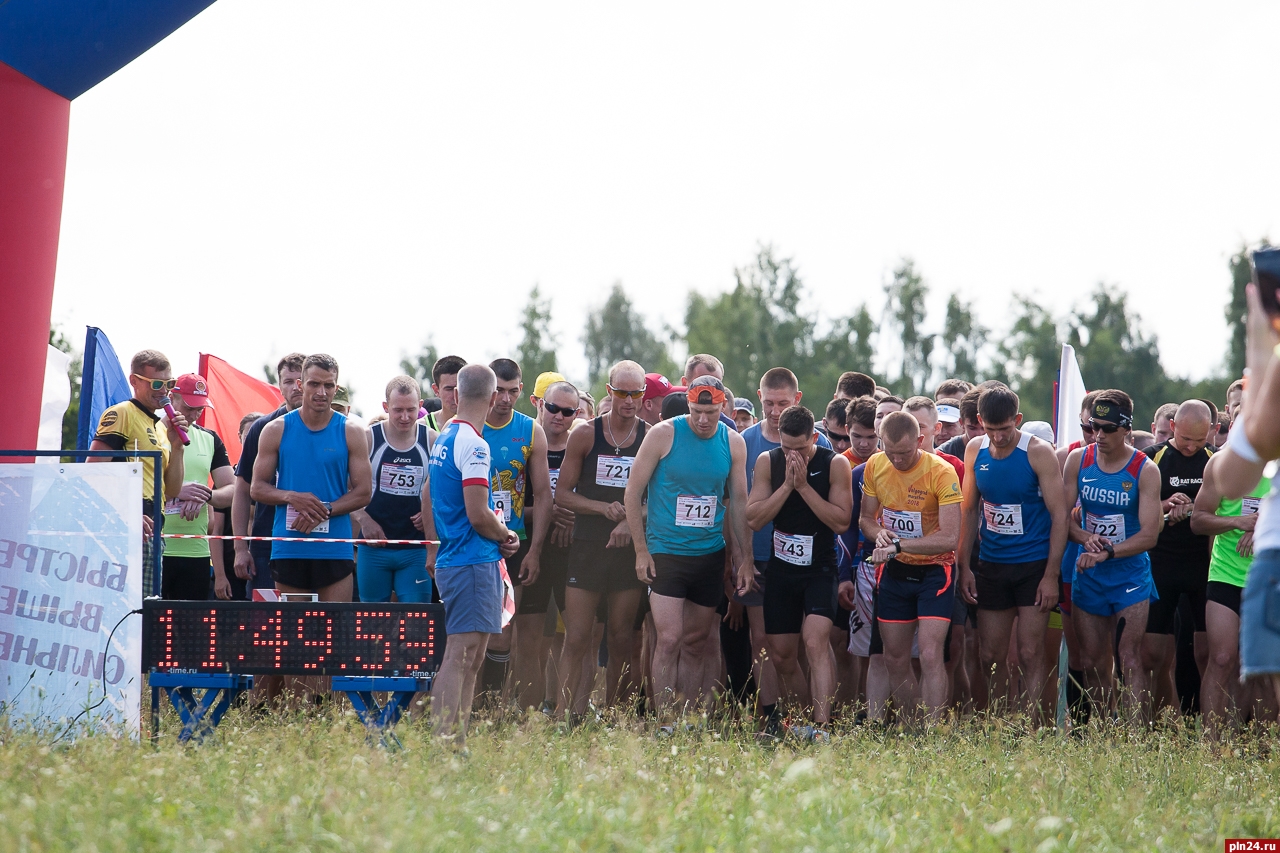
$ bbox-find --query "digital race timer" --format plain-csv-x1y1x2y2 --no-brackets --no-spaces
143,601,445,677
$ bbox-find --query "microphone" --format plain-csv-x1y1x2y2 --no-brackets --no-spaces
160,397,190,446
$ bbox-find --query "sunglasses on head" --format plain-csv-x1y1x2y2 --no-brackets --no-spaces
1089,419,1124,435
133,374,178,391
543,400,576,416
687,387,728,406
607,384,645,400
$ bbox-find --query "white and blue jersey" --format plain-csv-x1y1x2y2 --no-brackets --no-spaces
1073,444,1156,616
429,421,501,568
973,432,1052,564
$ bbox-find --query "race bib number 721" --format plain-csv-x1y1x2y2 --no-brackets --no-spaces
596,456,632,488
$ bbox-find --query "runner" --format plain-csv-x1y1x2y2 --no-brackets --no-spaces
957,385,1067,723
427,363,520,748
939,382,1001,458
733,397,758,433
553,360,649,720
429,355,467,429
159,373,234,600
250,354,372,603
821,398,852,456
874,396,903,436
1062,390,1163,721
835,372,876,401
511,378,579,712
1192,452,1270,736
626,376,752,719
843,396,879,468
680,354,739,430
1150,403,1177,445
1140,399,1214,715
639,373,673,425
745,405,853,740
232,353,305,595
350,375,437,604
934,397,965,444
860,411,962,722
935,378,973,400
739,368,834,722
479,358,553,703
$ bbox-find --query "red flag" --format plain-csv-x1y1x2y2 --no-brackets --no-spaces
197,354,284,466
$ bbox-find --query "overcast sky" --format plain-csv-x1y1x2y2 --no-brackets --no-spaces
52,2,1279,411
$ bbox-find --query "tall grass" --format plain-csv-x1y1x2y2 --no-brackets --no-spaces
2,705,1276,852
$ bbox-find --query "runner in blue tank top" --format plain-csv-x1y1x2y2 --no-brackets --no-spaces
250,354,373,601
957,385,1067,722
626,376,752,720
1061,389,1163,722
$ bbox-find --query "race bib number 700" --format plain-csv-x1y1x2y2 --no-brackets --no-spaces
881,508,923,539
675,494,717,528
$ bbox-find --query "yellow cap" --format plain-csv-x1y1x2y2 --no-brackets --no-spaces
533,371,567,399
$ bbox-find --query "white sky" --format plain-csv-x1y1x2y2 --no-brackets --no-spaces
53,2,1279,411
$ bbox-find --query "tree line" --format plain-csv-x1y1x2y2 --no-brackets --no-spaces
400,243,1257,424
48,241,1260,440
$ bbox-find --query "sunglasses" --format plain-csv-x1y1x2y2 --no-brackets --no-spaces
607,385,645,400
543,400,576,416
1079,422,1096,434
133,374,178,391
827,431,850,444
1089,420,1123,435
687,387,728,406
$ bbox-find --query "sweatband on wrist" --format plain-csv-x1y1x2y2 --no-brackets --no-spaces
1229,419,1263,464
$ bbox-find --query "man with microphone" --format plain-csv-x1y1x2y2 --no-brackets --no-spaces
89,349,189,596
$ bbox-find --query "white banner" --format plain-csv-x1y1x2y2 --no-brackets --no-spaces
0,462,143,737
38,344,73,461
1056,344,1087,450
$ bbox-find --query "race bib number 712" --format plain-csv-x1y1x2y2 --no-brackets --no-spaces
675,494,717,528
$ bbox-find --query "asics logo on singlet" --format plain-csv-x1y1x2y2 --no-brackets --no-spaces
1168,476,1202,488
1081,484,1131,506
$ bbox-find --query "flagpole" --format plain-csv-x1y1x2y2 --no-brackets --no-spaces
74,326,100,457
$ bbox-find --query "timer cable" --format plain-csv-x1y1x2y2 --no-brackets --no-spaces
46,607,143,746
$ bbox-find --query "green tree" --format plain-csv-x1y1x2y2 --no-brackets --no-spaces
1066,284,1170,427
882,259,934,397
995,296,1060,422
940,293,988,384
399,339,440,397
684,246,815,398
49,326,82,452
262,362,277,385
514,285,559,416
584,282,676,399
1226,240,1270,380
809,305,877,401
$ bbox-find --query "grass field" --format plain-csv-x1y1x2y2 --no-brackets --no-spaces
2,706,1278,852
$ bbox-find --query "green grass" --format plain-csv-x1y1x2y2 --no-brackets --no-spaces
2,707,1278,852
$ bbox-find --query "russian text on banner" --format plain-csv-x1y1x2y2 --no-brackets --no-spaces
0,462,143,736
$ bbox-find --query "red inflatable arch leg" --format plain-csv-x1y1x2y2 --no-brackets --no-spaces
0,62,70,453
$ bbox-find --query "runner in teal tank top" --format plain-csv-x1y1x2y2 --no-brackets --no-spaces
625,376,753,718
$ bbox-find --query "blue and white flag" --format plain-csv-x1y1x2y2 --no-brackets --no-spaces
75,327,130,452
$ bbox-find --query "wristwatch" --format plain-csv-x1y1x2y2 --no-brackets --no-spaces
891,538,902,554
1102,541,1115,559
321,501,332,517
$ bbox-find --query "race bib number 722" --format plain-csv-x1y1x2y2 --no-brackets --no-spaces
1085,512,1126,542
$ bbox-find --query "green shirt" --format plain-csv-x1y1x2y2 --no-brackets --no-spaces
1208,474,1271,588
161,425,230,559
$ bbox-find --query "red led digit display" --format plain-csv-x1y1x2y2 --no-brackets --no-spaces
143,602,444,677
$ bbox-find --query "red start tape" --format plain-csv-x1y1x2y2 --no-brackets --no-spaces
161,534,440,545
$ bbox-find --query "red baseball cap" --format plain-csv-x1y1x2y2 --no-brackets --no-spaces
643,373,672,402
175,373,214,408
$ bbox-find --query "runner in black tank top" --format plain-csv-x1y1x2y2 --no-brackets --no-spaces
511,379,582,713
745,405,853,738
551,361,650,720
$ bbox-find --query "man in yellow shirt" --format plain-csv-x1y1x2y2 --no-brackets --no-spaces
860,410,962,722
89,349,188,595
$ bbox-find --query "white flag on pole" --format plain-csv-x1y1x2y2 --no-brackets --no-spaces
1056,344,1086,450
37,345,72,461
